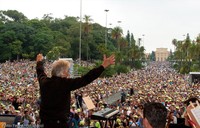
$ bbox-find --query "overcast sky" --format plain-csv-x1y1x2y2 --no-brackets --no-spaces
0,0,200,53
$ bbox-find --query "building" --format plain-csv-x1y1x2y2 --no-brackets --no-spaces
145,53,150,60
155,48,169,61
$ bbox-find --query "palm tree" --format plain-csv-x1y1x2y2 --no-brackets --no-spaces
83,15,92,34
182,34,191,62
195,34,200,69
119,37,128,51
83,15,92,61
128,44,140,62
175,41,184,67
172,39,177,52
188,41,196,61
111,26,123,51
139,46,145,60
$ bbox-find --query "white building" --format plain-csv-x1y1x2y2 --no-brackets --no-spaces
155,48,170,61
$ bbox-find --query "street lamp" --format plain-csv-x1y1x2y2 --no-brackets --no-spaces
79,0,82,63
105,9,109,48
183,34,186,40
142,34,145,47
108,23,112,33
117,21,122,27
138,38,142,47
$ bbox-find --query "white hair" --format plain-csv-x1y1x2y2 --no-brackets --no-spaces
51,60,70,77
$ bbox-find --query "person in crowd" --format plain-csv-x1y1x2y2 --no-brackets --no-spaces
130,87,134,96
143,102,167,128
70,113,80,128
21,110,35,126
167,111,177,125
121,89,126,104
75,91,83,109
12,96,21,110
36,53,115,128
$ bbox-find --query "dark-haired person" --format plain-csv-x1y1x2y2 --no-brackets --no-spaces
36,53,115,128
167,111,177,125
143,102,167,128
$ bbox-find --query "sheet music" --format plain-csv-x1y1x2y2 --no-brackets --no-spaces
191,107,200,126
82,96,95,110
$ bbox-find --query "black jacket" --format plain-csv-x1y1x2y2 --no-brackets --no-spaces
36,61,104,121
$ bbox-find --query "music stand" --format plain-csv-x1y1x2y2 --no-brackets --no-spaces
82,96,96,127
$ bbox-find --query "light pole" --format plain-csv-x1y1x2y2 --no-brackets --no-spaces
108,23,112,33
138,38,142,60
117,20,121,27
142,34,145,47
79,0,82,63
105,9,109,48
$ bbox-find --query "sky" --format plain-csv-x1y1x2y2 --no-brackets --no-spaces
0,0,200,53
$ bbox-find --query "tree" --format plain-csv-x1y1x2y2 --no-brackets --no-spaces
90,23,106,60
0,10,27,23
111,26,123,51
194,34,200,69
46,46,61,60
172,38,177,51
119,37,128,51
9,40,22,61
150,51,156,61
31,30,54,55
83,15,92,61
139,46,145,60
130,33,136,46
0,40,11,61
126,30,130,47
50,31,71,57
183,33,191,62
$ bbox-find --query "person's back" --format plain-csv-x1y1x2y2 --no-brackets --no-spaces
39,76,71,121
36,54,115,128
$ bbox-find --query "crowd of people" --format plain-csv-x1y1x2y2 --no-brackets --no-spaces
0,59,199,128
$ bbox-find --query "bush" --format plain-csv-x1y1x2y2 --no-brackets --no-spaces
190,63,200,72
114,64,130,74
173,63,179,70
133,60,143,69
75,61,130,78
122,60,143,69
77,66,91,76
101,65,116,77
179,64,190,74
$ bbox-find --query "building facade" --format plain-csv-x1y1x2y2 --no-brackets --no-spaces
155,48,169,61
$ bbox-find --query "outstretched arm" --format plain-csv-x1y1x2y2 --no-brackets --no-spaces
36,54,47,84
68,54,115,91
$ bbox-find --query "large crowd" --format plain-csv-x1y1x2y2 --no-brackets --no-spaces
0,60,199,128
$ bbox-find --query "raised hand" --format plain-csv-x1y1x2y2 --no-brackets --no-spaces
101,54,115,68
36,53,43,62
